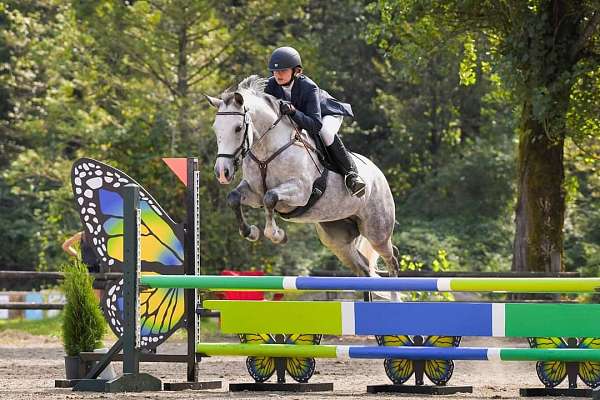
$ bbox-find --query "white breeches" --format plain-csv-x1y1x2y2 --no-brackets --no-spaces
319,115,343,146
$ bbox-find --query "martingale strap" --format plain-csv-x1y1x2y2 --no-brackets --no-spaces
247,138,297,195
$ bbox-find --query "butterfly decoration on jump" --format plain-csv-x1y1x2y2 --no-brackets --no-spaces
375,334,461,385
71,158,185,349
529,337,600,388
239,333,322,383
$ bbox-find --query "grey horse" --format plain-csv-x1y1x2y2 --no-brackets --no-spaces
206,76,399,277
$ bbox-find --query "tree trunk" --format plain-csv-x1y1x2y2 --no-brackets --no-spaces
511,101,566,272
511,0,585,273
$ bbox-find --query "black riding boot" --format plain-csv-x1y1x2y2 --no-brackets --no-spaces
327,135,366,197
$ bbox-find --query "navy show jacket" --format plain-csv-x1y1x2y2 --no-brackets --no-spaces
265,75,354,137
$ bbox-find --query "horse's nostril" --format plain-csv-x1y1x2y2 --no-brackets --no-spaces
224,168,230,180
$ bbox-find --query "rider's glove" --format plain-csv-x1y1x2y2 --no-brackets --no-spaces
279,101,296,116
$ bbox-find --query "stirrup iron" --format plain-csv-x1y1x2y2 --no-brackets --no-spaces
345,172,366,197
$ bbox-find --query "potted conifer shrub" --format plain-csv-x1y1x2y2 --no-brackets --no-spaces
62,259,106,379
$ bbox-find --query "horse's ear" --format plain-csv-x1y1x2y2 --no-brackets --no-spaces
234,92,244,106
204,94,223,109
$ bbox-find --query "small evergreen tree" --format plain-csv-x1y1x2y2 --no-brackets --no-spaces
61,259,106,356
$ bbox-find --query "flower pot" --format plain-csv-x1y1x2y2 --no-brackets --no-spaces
64,355,84,379
64,355,94,379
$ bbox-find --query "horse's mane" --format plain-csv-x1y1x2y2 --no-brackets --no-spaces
220,75,267,100
237,75,268,94
220,75,277,112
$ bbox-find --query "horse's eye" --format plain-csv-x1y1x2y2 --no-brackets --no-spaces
235,124,242,133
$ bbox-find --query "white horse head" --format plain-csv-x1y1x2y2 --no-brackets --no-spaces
206,76,279,184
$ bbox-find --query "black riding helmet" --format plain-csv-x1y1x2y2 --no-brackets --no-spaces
268,47,302,71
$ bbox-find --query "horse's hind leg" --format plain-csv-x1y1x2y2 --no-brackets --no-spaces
368,239,400,277
315,220,372,277
356,235,382,276
357,204,400,276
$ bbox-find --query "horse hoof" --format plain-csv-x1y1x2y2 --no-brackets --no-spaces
245,225,261,242
273,230,287,245
279,231,288,245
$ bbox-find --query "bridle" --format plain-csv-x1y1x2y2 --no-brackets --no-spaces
215,106,321,194
215,108,253,169
215,107,284,170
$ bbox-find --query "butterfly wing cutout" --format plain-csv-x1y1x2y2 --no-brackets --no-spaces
422,336,461,385
103,272,185,348
529,337,568,387
285,334,321,383
71,158,184,271
240,333,277,382
72,158,185,349
578,338,600,388
376,335,415,384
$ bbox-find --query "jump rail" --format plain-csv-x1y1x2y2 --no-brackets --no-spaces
196,343,600,362
141,274,600,293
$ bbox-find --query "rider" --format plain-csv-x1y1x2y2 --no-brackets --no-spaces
264,46,366,197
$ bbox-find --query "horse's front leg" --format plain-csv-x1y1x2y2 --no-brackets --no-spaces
263,179,310,244
227,179,263,242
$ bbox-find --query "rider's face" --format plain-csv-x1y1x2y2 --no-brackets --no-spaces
273,69,293,85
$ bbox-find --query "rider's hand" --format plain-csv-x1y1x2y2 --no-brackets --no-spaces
279,101,296,116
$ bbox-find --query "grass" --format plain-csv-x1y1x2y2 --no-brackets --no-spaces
0,314,64,337
0,313,224,341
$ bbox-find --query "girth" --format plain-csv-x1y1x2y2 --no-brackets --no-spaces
278,168,329,220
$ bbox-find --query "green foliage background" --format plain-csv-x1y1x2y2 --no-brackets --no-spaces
0,0,598,275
